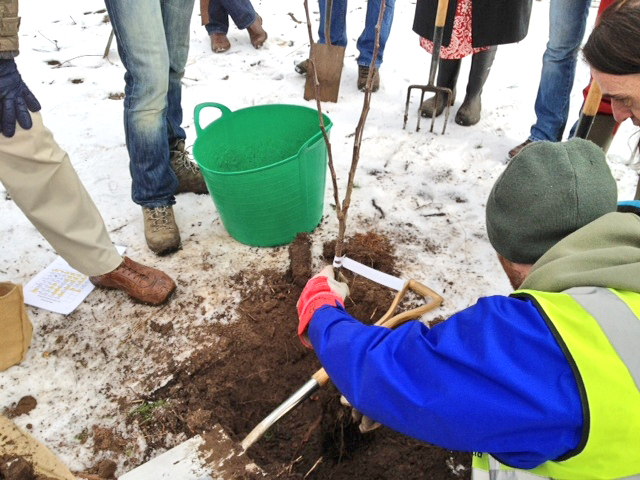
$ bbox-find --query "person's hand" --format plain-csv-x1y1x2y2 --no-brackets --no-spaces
296,265,349,348
340,395,381,433
0,59,41,137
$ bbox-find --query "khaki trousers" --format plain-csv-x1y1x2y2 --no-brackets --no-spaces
0,112,122,276
0,414,76,480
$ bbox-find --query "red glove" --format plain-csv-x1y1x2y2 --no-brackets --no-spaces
297,266,349,348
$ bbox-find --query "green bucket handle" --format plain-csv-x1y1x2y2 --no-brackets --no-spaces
194,102,232,137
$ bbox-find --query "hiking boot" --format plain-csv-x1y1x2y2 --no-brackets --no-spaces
210,33,231,53
248,15,267,49
295,59,309,75
89,256,176,305
170,140,208,195
142,206,181,256
357,65,380,92
507,139,533,160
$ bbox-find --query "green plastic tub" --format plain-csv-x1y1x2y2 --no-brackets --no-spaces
192,103,332,247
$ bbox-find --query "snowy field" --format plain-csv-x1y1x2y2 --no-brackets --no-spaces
1,0,638,474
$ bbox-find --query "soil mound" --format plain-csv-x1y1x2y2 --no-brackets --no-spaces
132,232,470,479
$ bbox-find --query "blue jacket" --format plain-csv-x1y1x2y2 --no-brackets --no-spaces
308,212,640,470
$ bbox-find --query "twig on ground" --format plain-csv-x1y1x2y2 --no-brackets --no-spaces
372,198,385,218
116,304,168,344
103,29,115,58
53,55,102,68
38,31,59,50
304,456,324,479
238,306,258,322
284,456,303,475
288,12,303,24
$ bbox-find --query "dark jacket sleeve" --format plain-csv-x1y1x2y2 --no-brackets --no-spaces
308,295,583,469
413,0,532,48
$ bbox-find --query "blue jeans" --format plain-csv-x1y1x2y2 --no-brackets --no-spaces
317,0,395,68
529,0,591,142
205,0,257,35
104,0,195,208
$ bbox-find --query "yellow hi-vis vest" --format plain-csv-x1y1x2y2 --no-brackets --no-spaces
472,287,640,480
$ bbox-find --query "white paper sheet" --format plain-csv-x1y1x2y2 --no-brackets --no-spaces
23,246,126,314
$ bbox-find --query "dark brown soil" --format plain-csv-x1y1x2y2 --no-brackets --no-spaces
3,396,37,419
0,456,51,480
133,232,471,479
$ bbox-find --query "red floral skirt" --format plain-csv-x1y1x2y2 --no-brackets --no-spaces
419,0,489,59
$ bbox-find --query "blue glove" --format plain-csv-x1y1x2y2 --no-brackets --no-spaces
0,59,41,137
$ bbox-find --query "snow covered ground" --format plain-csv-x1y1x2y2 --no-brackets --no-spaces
1,0,638,474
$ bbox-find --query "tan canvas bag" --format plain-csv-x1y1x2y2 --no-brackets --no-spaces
0,282,33,371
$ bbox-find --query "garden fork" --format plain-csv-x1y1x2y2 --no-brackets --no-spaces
403,0,453,134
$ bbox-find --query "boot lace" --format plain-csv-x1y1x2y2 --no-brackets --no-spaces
171,147,200,175
112,258,150,285
149,206,173,232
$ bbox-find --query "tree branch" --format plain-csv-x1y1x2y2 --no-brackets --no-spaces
303,0,386,259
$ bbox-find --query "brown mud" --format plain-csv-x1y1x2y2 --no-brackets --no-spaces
131,231,471,479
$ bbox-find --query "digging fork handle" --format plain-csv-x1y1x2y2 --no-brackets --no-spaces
429,0,450,85
435,0,449,26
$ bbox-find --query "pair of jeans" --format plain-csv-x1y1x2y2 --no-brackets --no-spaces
317,0,395,68
205,0,257,35
529,0,592,142
104,0,195,208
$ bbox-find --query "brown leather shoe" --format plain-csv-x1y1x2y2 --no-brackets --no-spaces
211,33,231,53
508,139,534,160
170,140,208,195
247,15,267,49
89,256,176,305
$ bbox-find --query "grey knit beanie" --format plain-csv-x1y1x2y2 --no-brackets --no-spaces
486,138,617,264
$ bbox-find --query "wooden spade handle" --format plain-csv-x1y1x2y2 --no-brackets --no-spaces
325,0,333,47
575,81,603,139
582,80,602,117
311,278,443,387
435,0,450,28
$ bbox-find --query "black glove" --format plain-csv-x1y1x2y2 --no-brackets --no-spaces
0,59,41,137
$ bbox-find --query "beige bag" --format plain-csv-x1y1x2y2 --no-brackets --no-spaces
0,282,33,371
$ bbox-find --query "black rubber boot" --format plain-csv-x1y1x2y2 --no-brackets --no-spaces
420,59,461,118
455,46,497,126
586,113,618,154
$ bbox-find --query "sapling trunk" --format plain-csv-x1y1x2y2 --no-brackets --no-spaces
303,0,386,259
